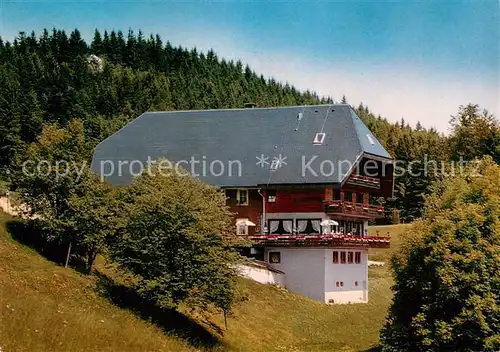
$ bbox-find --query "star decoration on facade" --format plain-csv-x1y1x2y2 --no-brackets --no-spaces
255,154,270,168
270,154,287,170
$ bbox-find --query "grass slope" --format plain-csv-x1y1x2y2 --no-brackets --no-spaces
0,212,409,352
0,213,197,352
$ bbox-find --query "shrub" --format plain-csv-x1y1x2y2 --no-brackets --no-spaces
381,157,500,351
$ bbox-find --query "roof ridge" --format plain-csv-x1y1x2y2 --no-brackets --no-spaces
348,108,392,159
143,104,352,116
348,107,365,153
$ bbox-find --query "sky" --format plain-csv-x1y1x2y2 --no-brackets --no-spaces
1,1,499,133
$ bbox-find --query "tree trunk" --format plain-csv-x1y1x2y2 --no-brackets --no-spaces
64,241,72,268
86,248,97,274
224,310,227,331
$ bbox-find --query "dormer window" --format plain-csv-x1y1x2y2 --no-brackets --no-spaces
366,134,375,146
313,132,326,145
237,189,248,206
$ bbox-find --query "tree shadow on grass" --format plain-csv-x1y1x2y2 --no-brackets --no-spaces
94,271,224,350
6,219,90,274
362,345,382,352
6,218,225,349
6,219,66,264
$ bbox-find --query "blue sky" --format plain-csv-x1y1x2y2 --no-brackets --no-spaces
1,1,499,132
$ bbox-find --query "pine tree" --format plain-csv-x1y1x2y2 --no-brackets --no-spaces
90,29,103,55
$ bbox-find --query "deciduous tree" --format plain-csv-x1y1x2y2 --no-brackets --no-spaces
381,157,500,351
111,163,241,315
13,119,93,265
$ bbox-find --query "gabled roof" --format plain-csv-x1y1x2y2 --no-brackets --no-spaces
91,104,393,187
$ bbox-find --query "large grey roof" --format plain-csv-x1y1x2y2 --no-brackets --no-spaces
91,104,392,186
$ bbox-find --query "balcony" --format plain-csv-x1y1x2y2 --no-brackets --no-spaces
345,175,381,190
324,201,385,219
247,233,390,248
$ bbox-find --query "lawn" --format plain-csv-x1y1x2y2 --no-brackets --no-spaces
0,212,409,352
368,224,413,262
0,213,198,352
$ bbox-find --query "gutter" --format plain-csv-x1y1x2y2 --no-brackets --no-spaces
257,188,266,234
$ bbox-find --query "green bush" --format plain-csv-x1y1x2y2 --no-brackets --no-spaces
0,180,9,196
381,157,500,351
111,161,241,315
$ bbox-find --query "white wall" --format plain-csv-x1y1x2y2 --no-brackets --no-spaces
324,248,368,304
263,247,370,304
265,247,326,302
236,264,285,287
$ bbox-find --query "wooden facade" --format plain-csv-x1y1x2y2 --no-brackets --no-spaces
265,188,325,213
225,185,385,238
223,157,392,248
226,188,383,224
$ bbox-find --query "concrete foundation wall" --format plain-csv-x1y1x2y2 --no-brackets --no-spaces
265,247,326,302
264,247,369,304
237,264,285,286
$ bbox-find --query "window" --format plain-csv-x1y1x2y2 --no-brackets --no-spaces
313,132,326,145
334,190,341,200
270,159,280,171
340,251,346,264
268,219,294,234
347,252,354,264
356,193,364,204
344,192,352,202
355,252,361,264
237,189,248,206
269,251,281,264
224,189,235,200
340,221,363,235
333,251,339,263
295,219,321,234
267,190,277,203
236,218,249,235
355,222,364,236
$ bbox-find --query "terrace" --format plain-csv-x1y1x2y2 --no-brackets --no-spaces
247,233,390,248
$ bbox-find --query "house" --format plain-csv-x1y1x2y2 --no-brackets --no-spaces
91,104,394,304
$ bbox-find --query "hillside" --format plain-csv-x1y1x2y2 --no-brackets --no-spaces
0,212,409,352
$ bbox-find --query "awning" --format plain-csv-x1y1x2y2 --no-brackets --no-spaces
321,219,339,226
237,220,256,226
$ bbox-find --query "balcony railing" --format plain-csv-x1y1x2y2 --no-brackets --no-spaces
345,175,381,189
247,232,390,248
324,201,385,218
